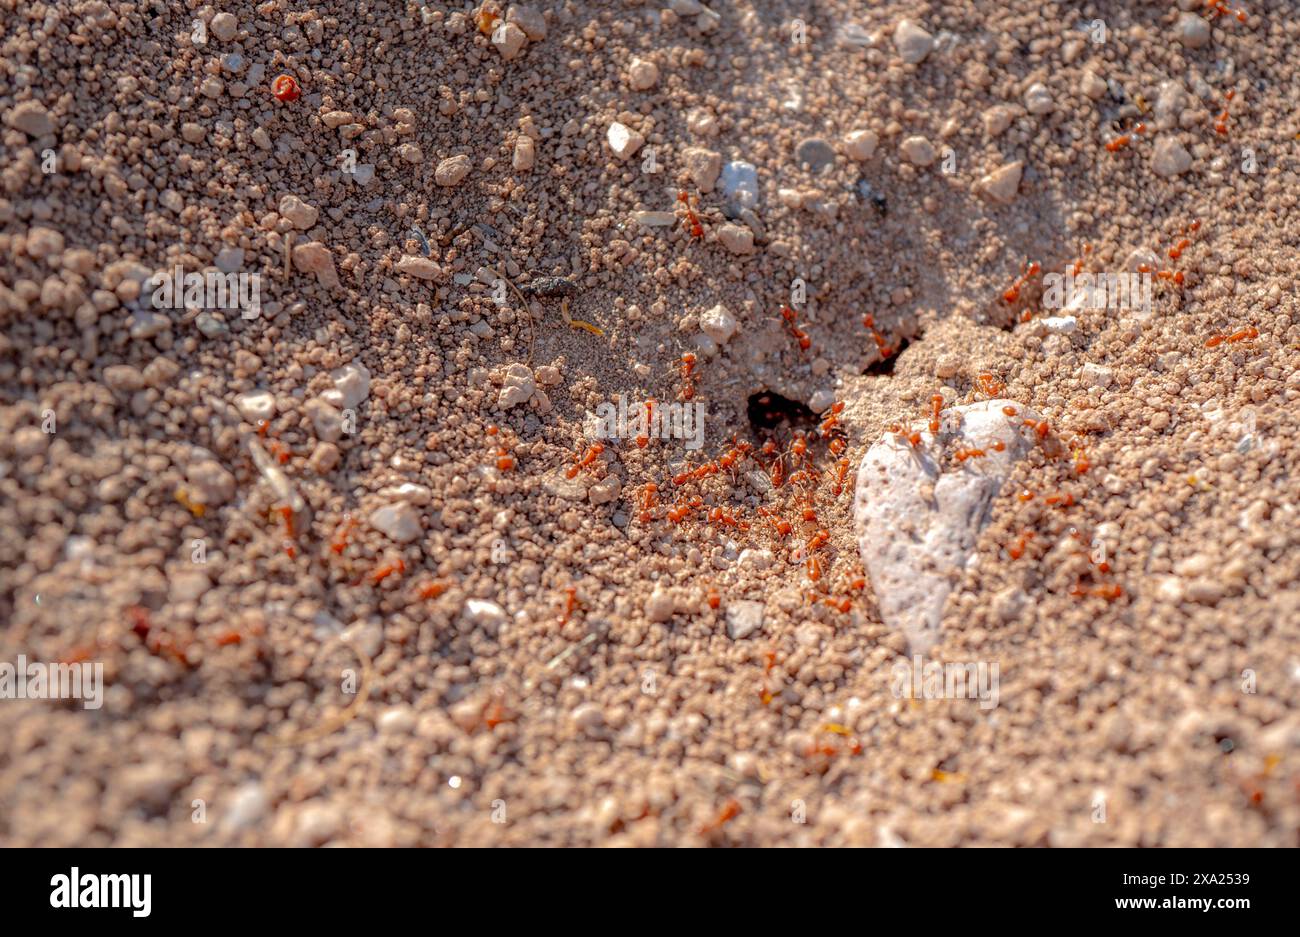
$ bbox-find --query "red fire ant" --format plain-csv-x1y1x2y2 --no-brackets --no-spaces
780,304,812,352
566,442,604,479
862,314,893,359
928,394,943,434
679,352,697,401
637,482,660,523
677,190,704,238
1002,261,1040,304
1205,0,1248,25
1205,325,1258,348
1104,122,1145,152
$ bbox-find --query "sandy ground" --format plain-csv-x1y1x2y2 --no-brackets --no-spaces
1,1,1298,846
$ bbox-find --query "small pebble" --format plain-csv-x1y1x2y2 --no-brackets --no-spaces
291,241,340,288
725,600,764,639
627,58,659,90
1081,70,1108,100
899,136,935,166
492,22,528,61
1176,12,1211,48
589,475,621,505
278,194,319,230
235,390,276,423
976,160,1023,204
434,154,472,187
7,100,54,136
1037,316,1077,336
1151,136,1193,177
210,12,238,42
893,20,934,64
606,122,645,160
464,599,508,633
716,223,755,255
795,137,836,172
1081,363,1113,388
807,388,836,412
321,361,371,410
1024,83,1055,116
718,160,759,211
222,783,268,833
513,135,535,171
396,255,440,280
699,303,737,343
369,501,422,543
645,587,675,622
507,5,547,41
681,146,721,192
844,129,878,161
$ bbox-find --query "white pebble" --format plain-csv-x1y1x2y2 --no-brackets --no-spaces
492,22,528,61
627,58,659,90
975,160,1023,204
463,599,508,634
396,255,440,280
1037,316,1077,336
512,135,535,170
645,587,675,622
808,388,836,412
210,12,238,42
725,600,764,639
606,121,645,160
892,19,934,64
588,475,621,505
1081,363,1113,389
1024,83,1055,116
854,399,1043,653
844,129,878,161
322,362,370,410
369,501,421,543
699,303,737,343
235,390,276,424
899,136,935,166
681,147,721,192
1082,70,1108,100
378,706,416,735
222,782,268,832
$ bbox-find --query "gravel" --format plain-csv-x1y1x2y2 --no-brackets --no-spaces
3,0,1297,851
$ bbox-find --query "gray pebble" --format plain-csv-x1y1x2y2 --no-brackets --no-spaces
795,137,836,172
718,160,759,216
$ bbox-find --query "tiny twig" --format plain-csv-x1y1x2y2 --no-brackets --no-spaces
495,264,536,365
283,231,294,282
270,635,373,747
545,632,597,670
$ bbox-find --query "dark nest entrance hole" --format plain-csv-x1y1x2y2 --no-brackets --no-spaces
746,390,814,432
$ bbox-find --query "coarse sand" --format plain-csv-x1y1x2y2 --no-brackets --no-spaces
0,1,1298,846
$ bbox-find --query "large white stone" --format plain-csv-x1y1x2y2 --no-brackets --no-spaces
853,399,1042,653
